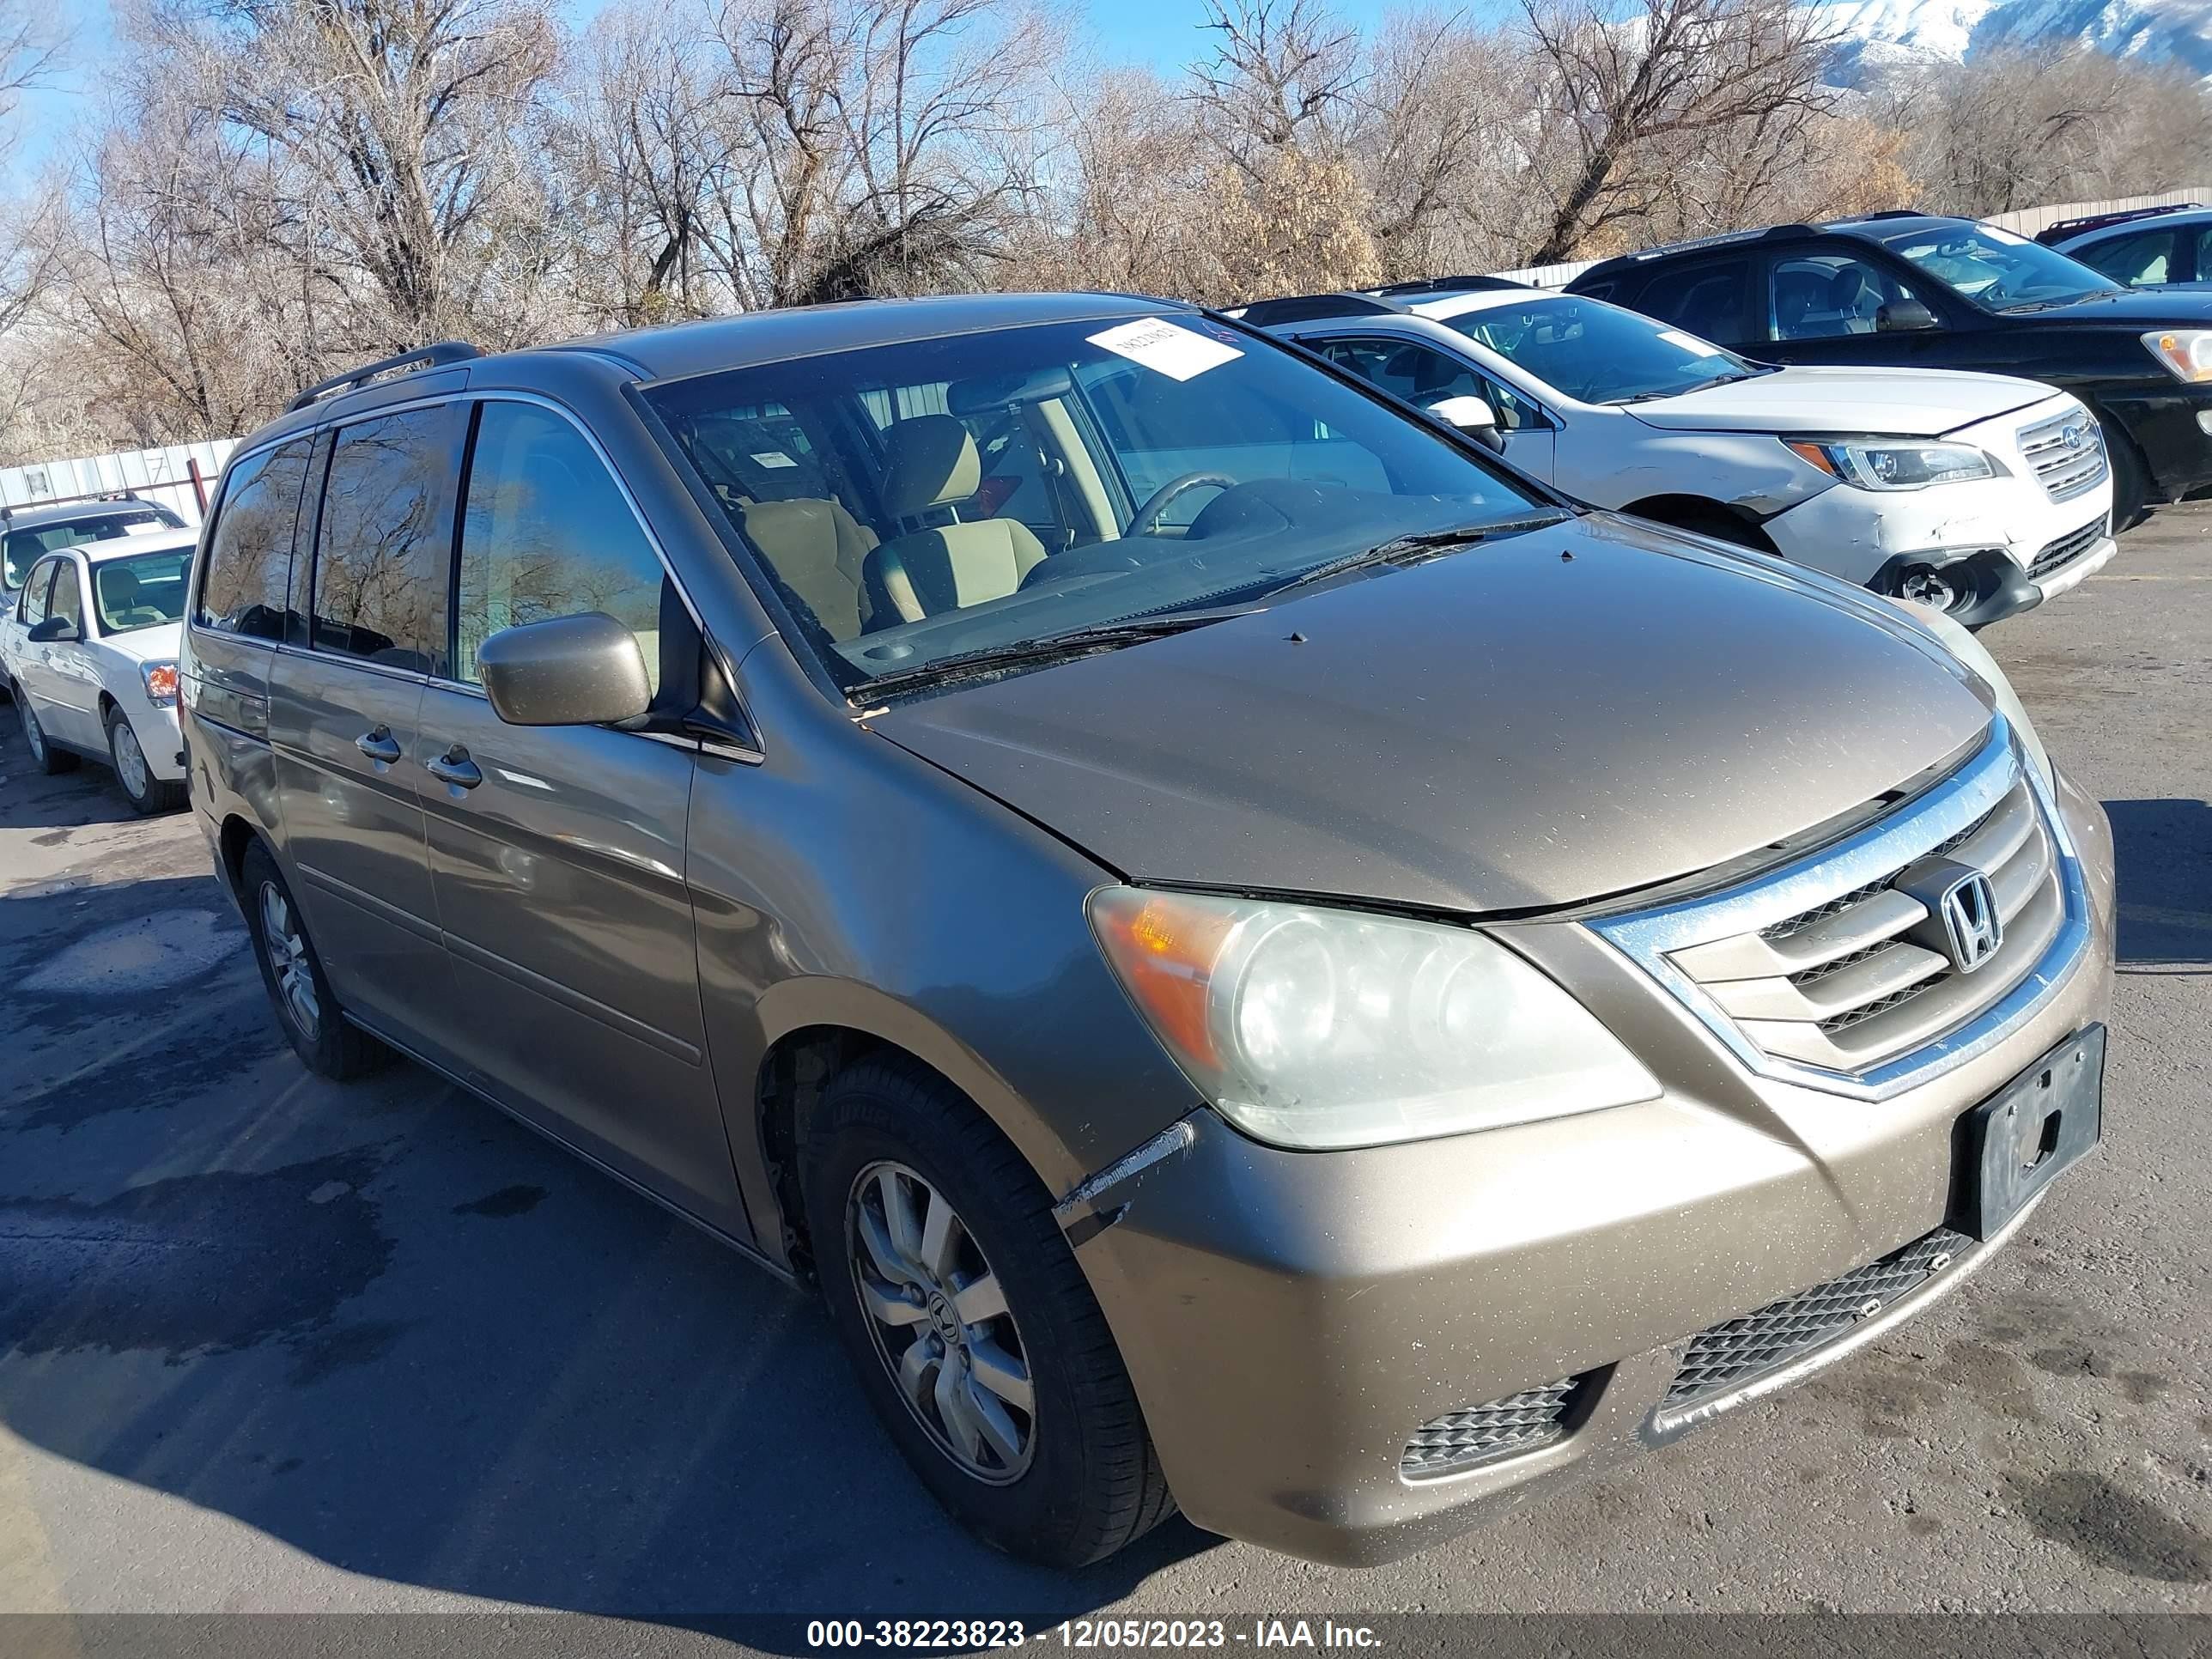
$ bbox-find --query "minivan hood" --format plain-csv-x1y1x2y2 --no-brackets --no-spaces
874,516,1994,915
1626,365,2051,437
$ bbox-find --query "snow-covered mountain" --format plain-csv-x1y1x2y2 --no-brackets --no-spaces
1820,0,2212,82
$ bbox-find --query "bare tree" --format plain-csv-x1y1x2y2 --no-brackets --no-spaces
1519,0,1838,264
1188,0,1358,174
142,0,562,343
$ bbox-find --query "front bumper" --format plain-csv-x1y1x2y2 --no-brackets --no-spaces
1070,772,2114,1565
137,702,187,781
2102,384,2212,502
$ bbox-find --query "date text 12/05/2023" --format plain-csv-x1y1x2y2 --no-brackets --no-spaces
804,1620,1386,1649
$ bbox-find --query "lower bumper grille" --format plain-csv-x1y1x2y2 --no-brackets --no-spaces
1401,1377,1583,1480
1662,1225,1974,1410
2030,515,2110,583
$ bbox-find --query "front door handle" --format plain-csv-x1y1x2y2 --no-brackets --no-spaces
355,726,402,764
425,744,483,790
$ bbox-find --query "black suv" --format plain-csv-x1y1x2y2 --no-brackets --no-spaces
1569,212,2212,524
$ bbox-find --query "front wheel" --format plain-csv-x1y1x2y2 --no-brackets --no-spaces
2096,412,2149,532
106,707,185,815
804,1057,1175,1567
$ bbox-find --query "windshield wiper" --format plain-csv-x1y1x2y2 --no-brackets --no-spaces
847,606,1262,699
1615,369,1759,404
1255,512,1572,600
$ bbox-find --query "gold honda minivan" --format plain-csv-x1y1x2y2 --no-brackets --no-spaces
179,295,2117,1569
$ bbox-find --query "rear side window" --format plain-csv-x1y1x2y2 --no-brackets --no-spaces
1636,258,1750,343
196,439,314,640
455,402,668,691
311,408,455,674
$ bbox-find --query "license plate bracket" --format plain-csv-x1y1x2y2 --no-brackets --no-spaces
1948,1024,2105,1241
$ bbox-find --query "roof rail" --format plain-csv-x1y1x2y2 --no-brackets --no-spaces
1831,210,1928,224
2034,202,2201,246
1372,274,1529,296
1237,292,1411,327
286,341,483,414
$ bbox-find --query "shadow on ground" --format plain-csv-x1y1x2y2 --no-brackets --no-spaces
0,859,1207,1634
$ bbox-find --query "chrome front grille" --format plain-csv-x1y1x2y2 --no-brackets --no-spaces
1591,722,2086,1094
1662,1227,1973,1410
2030,515,2110,582
1401,1378,1583,1480
2018,410,2109,504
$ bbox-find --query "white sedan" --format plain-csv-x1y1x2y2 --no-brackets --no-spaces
2,530,195,812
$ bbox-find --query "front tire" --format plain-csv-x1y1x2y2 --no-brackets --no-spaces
239,841,392,1080
2096,412,2149,532
106,706,184,814
803,1057,1175,1567
17,693,77,775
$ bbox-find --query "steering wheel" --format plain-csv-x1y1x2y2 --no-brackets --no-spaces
1127,471,1237,538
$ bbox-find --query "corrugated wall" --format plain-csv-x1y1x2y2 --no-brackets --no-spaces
0,440,239,526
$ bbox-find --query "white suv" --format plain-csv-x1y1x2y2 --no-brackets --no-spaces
2,529,195,812
1249,283,2117,624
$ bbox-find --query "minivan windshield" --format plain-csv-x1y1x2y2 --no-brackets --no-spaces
1881,224,2123,311
647,315,1552,693
1421,294,1759,404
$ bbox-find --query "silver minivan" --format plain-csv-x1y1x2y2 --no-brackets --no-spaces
181,295,2116,1568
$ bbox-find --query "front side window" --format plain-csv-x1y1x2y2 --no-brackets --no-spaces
1635,258,1751,343
96,550,192,635
1881,224,2121,311
2076,229,2177,289
647,315,1546,692
196,439,313,641
1768,255,1923,341
1423,297,1758,404
311,408,455,673
455,402,668,691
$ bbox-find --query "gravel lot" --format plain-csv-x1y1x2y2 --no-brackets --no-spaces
1,507,2207,1638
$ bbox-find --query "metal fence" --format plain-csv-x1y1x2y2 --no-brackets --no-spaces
0,440,238,526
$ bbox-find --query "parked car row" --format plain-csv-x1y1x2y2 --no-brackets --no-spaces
160,287,2119,1573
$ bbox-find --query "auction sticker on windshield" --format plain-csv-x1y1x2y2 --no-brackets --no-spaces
1088,318,1243,380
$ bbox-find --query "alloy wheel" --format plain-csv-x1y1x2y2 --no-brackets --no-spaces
113,720,149,799
848,1160,1036,1483
258,880,321,1042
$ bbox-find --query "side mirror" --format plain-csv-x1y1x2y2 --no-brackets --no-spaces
1875,298,1939,333
27,616,79,644
476,612,653,728
1426,394,1507,453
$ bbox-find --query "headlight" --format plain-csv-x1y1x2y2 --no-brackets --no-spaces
1881,599,2053,792
1089,887,1659,1151
1784,437,2003,489
2142,329,2212,384
140,660,179,707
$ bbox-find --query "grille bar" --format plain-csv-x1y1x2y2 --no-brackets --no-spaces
2018,410,2109,505
1401,1378,1583,1480
1663,1227,1974,1409
2030,515,2111,582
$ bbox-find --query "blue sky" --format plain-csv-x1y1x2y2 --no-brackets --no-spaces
8,0,1443,180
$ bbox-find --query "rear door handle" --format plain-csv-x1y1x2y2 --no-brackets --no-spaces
355,726,402,764
425,745,483,790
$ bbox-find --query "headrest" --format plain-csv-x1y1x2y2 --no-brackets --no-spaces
880,415,981,518
1828,265,1875,309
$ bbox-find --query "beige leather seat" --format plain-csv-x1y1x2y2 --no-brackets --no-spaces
736,497,878,641
863,415,1047,624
